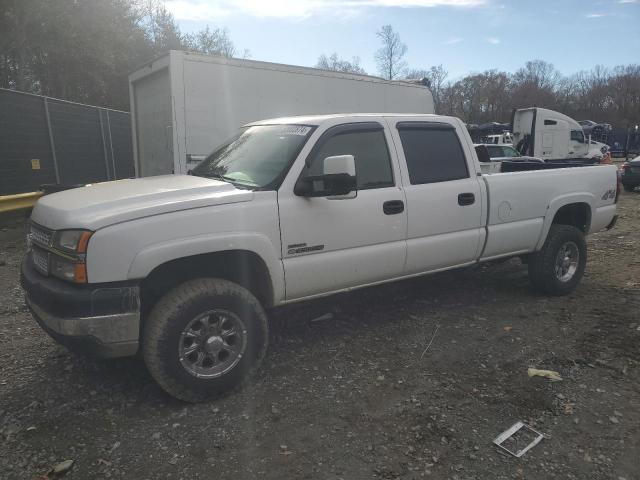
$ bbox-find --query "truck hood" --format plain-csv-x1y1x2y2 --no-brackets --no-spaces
31,175,254,230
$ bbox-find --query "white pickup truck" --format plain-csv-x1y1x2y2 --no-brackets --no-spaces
21,114,619,401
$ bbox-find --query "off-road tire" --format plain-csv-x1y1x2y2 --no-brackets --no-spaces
528,225,587,296
143,278,268,402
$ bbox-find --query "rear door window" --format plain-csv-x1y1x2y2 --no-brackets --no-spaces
397,123,469,184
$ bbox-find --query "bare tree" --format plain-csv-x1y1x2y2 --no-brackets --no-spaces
137,0,183,53
184,26,236,57
406,65,448,112
512,59,561,90
375,25,407,80
316,53,366,74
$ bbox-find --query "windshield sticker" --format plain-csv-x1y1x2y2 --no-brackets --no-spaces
279,125,312,136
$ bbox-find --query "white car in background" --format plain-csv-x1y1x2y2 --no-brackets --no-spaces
485,133,513,145
475,143,543,174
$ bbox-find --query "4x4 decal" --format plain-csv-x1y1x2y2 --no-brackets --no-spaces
601,189,616,200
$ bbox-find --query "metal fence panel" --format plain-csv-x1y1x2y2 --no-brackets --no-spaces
48,100,109,185
107,110,136,179
0,88,134,196
0,90,58,195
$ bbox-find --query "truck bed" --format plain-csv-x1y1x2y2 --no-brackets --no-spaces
480,165,618,260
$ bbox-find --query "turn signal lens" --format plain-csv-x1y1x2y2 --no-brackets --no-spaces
77,231,93,254
74,263,88,283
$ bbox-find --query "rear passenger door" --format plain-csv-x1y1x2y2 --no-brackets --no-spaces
388,119,485,274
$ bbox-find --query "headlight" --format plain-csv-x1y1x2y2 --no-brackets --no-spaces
50,255,77,282
49,229,92,283
48,254,88,283
52,230,93,254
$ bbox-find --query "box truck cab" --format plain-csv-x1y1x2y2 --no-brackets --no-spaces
512,108,591,161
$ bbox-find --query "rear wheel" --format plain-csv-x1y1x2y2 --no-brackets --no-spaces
143,278,268,402
528,225,587,296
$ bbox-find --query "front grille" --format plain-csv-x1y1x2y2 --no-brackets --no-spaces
31,247,50,275
30,223,53,247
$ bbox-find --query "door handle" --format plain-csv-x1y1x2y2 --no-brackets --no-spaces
458,193,475,206
383,200,404,215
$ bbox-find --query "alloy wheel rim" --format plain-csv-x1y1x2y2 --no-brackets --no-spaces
178,309,247,378
555,241,579,282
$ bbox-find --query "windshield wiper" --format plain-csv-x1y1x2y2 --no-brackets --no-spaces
192,171,232,182
206,173,232,182
193,171,256,190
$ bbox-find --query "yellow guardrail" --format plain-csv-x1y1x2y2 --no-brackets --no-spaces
0,191,44,213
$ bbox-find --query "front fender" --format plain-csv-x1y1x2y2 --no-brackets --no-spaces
127,233,285,304
535,193,595,250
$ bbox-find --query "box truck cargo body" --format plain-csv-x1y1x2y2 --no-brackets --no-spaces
129,50,434,176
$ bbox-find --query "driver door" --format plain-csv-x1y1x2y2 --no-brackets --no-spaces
277,121,407,301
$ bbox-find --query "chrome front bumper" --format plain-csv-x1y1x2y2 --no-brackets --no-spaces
26,295,140,358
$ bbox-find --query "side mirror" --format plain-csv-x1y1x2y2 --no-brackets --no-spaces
294,155,357,198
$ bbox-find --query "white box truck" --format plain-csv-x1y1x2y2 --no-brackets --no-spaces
129,50,434,176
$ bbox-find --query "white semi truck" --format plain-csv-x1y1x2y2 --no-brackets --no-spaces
129,51,434,177
512,107,602,162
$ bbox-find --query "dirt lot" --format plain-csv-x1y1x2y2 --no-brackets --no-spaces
0,192,638,480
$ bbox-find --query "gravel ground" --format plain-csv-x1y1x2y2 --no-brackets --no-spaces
0,192,639,480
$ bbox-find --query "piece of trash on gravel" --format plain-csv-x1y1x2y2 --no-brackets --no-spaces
279,444,293,456
49,459,74,476
493,421,544,458
527,368,562,381
310,312,333,322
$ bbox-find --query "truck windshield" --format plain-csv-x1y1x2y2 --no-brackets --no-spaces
191,124,315,189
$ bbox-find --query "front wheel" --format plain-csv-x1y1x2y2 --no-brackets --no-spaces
528,225,587,296
143,278,268,402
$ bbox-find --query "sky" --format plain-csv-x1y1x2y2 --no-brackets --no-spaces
166,0,640,80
